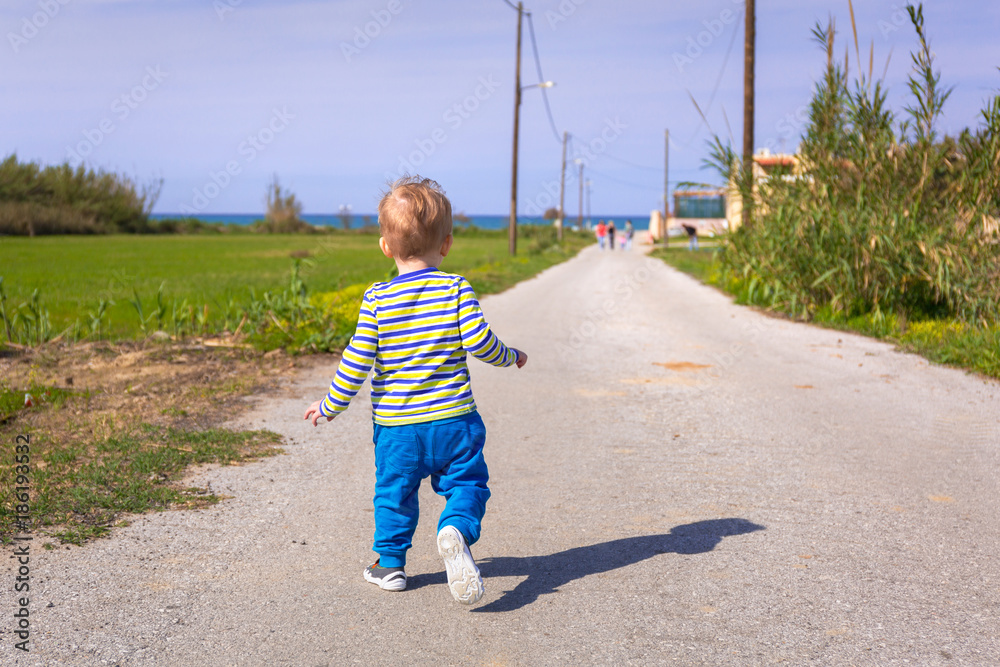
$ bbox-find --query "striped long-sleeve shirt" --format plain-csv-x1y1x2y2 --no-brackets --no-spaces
319,267,518,426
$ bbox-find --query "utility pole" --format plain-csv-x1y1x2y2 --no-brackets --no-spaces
508,1,524,256
742,0,755,228
585,179,591,227
557,130,568,241
664,128,670,246
576,161,584,229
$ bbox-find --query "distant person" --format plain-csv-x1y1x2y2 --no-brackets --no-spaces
683,223,699,251
607,220,616,251
624,220,635,250
304,176,528,605
595,219,607,250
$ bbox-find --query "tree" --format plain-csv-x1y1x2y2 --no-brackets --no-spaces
338,204,352,230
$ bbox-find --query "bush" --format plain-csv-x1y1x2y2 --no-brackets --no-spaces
0,201,105,235
0,154,159,235
256,175,312,233
716,3,1000,324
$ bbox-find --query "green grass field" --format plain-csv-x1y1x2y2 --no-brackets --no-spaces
1,229,584,342
0,227,591,544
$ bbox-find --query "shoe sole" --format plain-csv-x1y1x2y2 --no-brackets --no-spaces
364,569,406,592
437,528,483,605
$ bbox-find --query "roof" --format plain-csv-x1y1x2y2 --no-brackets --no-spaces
674,189,726,198
754,154,797,167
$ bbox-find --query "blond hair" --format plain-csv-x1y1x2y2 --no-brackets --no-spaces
377,176,453,259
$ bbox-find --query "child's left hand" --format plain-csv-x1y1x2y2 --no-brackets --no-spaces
304,400,335,426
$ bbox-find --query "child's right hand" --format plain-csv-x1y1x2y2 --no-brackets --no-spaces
304,400,335,426
514,349,528,369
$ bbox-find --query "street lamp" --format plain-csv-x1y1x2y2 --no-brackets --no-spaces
509,1,557,255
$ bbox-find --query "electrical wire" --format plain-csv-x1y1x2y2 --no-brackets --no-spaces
567,135,669,182
570,136,701,192
499,1,563,143
684,7,745,145
525,11,563,143
599,152,662,171
584,166,663,192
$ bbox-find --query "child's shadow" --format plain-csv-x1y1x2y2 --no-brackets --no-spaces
463,518,765,613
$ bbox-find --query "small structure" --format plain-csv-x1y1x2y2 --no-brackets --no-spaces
726,149,801,230
673,188,728,236
647,209,667,241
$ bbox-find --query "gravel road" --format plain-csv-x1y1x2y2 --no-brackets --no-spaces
4,244,999,666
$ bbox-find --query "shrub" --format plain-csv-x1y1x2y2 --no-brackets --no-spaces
255,175,312,233
715,3,1000,324
0,154,159,235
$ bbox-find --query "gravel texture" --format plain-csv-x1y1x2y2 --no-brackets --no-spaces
3,244,999,666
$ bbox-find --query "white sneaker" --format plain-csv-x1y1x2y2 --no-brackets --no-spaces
437,526,484,604
363,560,407,592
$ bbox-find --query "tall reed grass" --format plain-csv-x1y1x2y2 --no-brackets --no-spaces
712,3,1000,326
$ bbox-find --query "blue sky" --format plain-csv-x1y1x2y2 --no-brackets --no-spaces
3,0,998,216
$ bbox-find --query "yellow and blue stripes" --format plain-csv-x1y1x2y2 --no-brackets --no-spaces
320,267,517,425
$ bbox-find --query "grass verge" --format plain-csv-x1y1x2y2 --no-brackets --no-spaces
0,341,293,545
653,246,1000,381
2,422,280,545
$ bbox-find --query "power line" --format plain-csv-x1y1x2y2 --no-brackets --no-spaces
498,2,563,143
680,7,745,148
576,151,703,191
599,152,662,171
584,166,662,192
704,8,743,127
525,11,563,143
567,135,664,174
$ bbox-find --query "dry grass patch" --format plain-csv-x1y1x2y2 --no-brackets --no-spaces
1,340,310,545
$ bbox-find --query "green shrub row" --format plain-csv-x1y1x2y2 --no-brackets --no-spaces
0,154,160,235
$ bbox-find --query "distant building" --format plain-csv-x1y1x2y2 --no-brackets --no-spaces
648,150,802,241
673,188,727,236
648,209,667,241
726,149,801,230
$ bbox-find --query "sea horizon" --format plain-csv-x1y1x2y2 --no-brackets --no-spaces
150,213,654,230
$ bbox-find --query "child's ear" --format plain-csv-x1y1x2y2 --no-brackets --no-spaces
378,237,394,258
440,234,454,258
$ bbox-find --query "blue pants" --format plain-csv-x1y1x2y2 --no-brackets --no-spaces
371,411,490,568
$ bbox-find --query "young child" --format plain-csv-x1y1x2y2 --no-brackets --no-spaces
304,176,527,605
